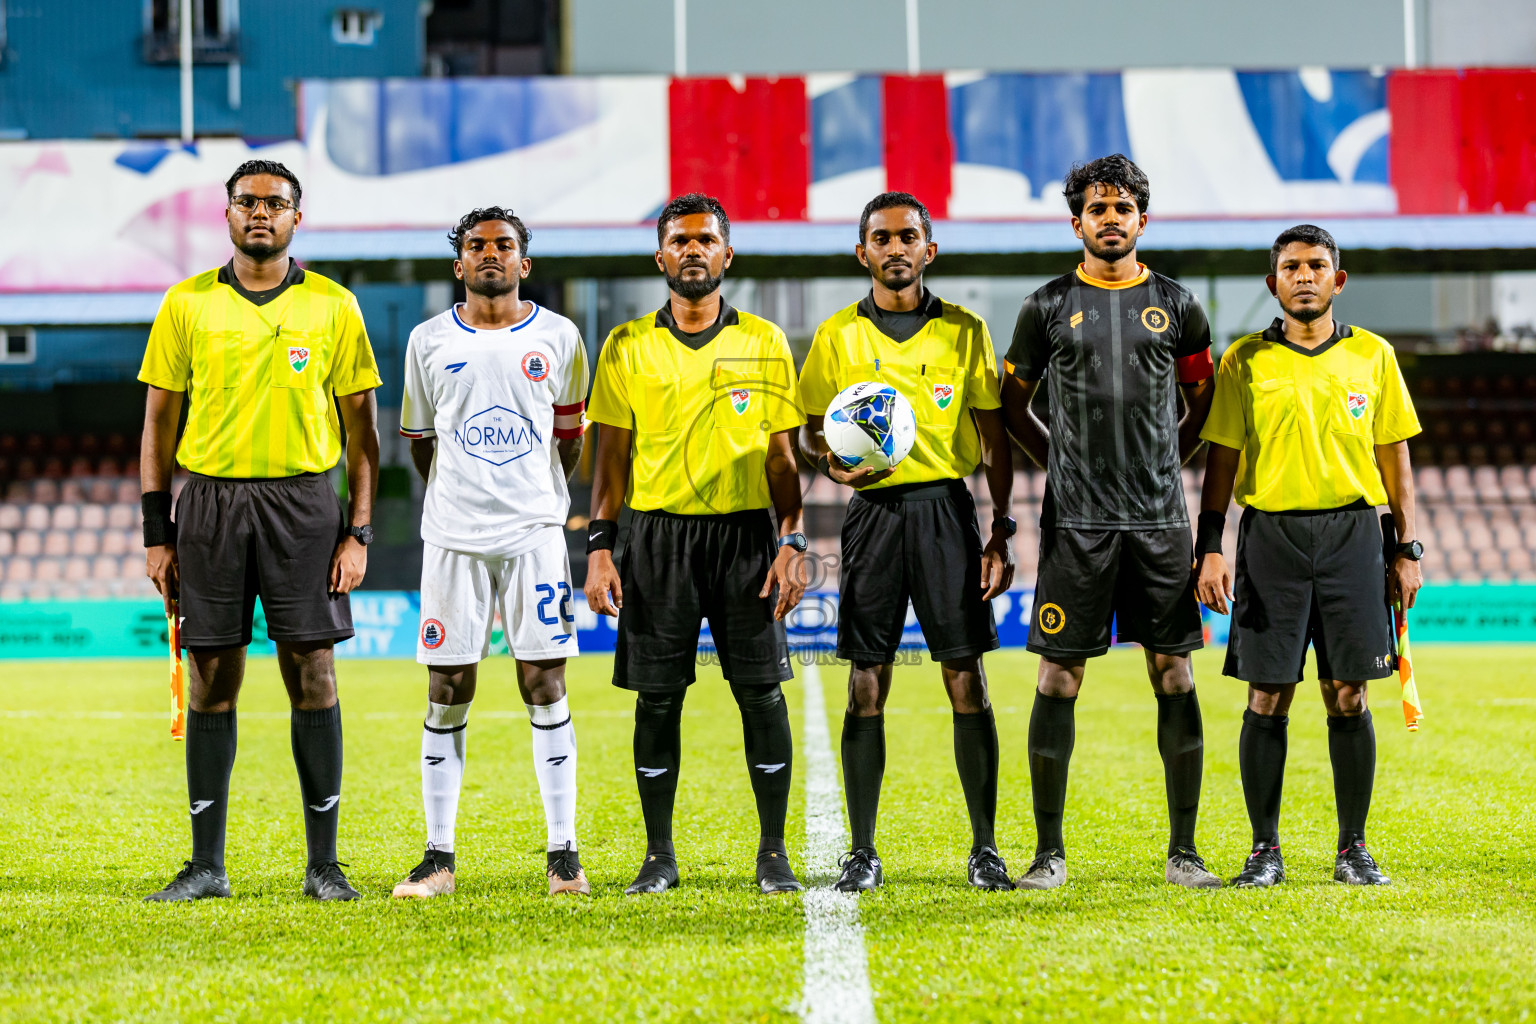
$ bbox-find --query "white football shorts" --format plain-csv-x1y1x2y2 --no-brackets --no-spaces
416,529,580,664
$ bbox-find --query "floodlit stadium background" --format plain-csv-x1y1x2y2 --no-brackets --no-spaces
3,0,1535,655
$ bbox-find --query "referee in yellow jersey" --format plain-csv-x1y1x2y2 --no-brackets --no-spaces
798,192,1014,893
584,193,808,896
1196,224,1422,889
139,160,382,902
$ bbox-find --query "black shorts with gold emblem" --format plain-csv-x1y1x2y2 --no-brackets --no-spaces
1027,526,1203,659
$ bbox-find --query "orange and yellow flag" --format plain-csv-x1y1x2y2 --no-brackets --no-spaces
1394,602,1423,731
168,604,186,742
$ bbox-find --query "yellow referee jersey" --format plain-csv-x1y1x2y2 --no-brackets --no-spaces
139,260,382,478
800,290,1000,488
587,301,804,515
1200,319,1420,511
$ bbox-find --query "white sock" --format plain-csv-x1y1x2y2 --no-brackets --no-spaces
422,701,470,852
528,696,577,851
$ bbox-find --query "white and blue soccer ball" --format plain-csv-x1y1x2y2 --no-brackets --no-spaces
823,381,917,473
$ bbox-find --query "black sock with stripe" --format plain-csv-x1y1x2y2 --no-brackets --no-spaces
633,691,685,858
186,709,237,871
1239,708,1288,847
291,703,344,869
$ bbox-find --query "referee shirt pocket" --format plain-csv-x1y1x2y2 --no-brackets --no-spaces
632,373,680,435
190,329,246,389
1248,378,1298,437
1327,377,1373,437
270,331,321,389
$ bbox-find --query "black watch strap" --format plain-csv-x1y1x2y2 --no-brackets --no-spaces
345,524,374,546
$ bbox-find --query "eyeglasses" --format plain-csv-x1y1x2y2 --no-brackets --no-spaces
230,195,296,214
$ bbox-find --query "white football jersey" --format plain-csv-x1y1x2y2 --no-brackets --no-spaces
401,303,589,557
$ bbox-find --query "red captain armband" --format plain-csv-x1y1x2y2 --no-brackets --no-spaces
1176,349,1215,384
553,401,586,440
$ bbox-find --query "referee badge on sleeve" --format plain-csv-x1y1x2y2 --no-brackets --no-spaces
1347,392,1368,419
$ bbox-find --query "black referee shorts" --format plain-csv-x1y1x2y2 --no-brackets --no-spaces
175,472,354,649
1224,502,1394,685
1027,526,1203,659
837,479,999,664
613,508,792,691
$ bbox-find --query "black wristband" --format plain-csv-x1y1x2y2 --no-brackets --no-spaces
142,490,176,547
586,518,618,554
815,452,833,480
1194,510,1226,557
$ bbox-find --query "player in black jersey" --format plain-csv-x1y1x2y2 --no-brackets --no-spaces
999,155,1221,889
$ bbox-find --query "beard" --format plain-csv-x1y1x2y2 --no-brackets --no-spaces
666,265,724,300
1282,294,1333,323
873,261,919,291
466,270,516,298
1083,231,1135,263
236,235,284,260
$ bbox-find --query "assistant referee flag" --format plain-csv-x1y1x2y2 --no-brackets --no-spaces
139,264,382,478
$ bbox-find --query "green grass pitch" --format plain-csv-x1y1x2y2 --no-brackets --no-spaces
1,645,1533,1022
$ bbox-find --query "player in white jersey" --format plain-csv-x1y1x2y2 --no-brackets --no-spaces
391,208,591,898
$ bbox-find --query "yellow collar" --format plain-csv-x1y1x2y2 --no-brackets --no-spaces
1075,263,1149,290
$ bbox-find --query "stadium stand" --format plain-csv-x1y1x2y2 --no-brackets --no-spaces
4,382,1534,602
0,432,168,601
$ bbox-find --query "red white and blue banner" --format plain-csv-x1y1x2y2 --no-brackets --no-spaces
0,68,1532,294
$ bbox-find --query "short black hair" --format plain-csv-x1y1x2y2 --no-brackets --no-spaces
225,159,302,207
1269,224,1340,274
1062,154,1149,218
657,193,730,247
448,206,532,258
858,191,932,245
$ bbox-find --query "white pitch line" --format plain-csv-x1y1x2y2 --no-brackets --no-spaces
798,659,877,1024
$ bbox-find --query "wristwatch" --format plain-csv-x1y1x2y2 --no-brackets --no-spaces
992,515,1018,538
344,524,375,546
778,532,809,552
1395,539,1423,561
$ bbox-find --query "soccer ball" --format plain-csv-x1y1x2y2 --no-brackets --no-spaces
823,381,917,472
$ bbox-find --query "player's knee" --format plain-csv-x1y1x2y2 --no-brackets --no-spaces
730,682,784,715
940,658,988,712
635,689,686,721
1322,680,1368,716
519,660,567,705
1246,684,1293,716
846,663,886,714
1147,656,1193,696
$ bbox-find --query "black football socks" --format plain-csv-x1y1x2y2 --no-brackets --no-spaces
633,690,685,858
731,683,793,853
1028,692,1076,857
290,703,344,868
841,712,885,851
1155,689,1205,855
186,708,237,871
953,708,1000,851
1239,708,1288,847
1328,710,1376,850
